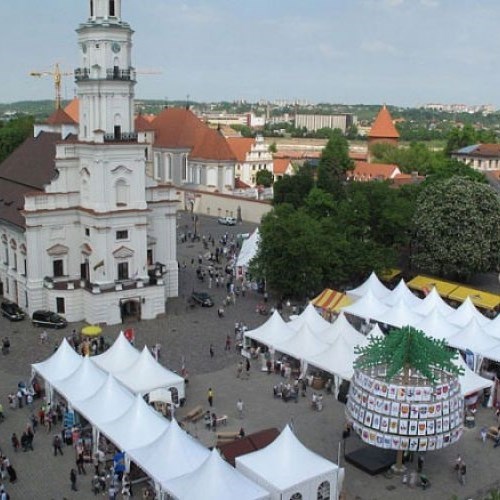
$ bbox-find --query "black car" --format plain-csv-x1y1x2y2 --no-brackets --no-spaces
1,301,25,321
191,291,214,307
32,310,67,329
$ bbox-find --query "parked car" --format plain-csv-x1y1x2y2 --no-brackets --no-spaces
191,291,214,307
32,310,67,329
1,301,25,321
218,216,237,226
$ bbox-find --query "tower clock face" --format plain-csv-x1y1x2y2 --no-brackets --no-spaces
112,42,121,53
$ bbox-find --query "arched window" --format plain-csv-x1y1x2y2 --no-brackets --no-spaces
207,168,217,187
182,154,188,182
90,0,94,17
115,179,129,207
164,153,172,180
114,113,122,139
109,0,116,17
290,494,303,500
317,481,330,500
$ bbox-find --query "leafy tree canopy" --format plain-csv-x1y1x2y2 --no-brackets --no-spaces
411,176,500,280
255,169,273,187
0,116,34,164
444,124,497,156
272,163,314,208
355,326,463,383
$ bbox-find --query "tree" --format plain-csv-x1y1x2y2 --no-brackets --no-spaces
316,128,354,196
411,177,500,280
443,124,497,156
250,204,328,299
273,163,314,208
0,116,34,164
255,169,273,187
268,142,277,154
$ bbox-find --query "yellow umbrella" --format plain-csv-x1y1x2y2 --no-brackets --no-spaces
81,325,103,337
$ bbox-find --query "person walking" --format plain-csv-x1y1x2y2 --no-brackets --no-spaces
209,344,214,358
70,468,78,491
53,434,64,456
207,388,214,407
417,454,424,473
224,335,231,351
459,462,466,485
11,434,19,453
236,399,244,419
245,358,251,377
76,452,86,475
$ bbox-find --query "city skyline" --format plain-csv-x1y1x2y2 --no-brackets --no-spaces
2,0,500,107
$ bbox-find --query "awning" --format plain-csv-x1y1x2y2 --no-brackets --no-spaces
407,275,459,297
447,286,500,311
311,289,352,313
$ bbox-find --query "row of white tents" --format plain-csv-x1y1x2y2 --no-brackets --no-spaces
31,335,342,500
244,275,495,396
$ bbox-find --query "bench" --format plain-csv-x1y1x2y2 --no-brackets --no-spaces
216,431,239,441
183,405,203,423
216,415,228,426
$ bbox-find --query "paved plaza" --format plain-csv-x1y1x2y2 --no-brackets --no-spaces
0,212,499,499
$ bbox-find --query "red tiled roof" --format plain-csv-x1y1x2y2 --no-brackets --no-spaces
349,152,368,161
350,161,400,180
135,114,155,131
273,158,292,175
369,105,399,139
46,107,77,126
235,178,251,189
227,137,255,162
150,108,236,162
470,144,500,157
64,98,79,123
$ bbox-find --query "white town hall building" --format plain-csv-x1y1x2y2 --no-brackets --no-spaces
0,0,179,325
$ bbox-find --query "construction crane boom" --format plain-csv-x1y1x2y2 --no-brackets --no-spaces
30,63,73,109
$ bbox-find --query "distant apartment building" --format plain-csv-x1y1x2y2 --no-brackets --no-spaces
294,113,355,134
422,103,495,114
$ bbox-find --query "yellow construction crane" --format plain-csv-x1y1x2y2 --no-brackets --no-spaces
30,63,73,109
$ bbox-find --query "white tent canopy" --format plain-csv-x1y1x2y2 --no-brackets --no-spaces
92,332,140,374
236,425,342,500
483,314,500,340
288,303,331,333
342,288,389,322
383,279,422,308
455,355,494,397
447,317,498,354
32,338,83,383
447,297,490,328
347,272,390,300
164,449,270,500
415,309,459,342
127,419,210,488
275,323,329,361
114,347,185,399
412,287,455,317
72,374,135,427
307,335,367,381
100,394,169,451
373,297,423,329
52,356,107,403
244,310,295,348
236,229,260,269
317,312,366,347
366,324,385,341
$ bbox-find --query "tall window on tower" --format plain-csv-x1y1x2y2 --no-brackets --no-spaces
109,0,115,16
90,0,94,17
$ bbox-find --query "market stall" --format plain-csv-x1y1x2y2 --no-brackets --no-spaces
347,272,391,300
92,332,140,374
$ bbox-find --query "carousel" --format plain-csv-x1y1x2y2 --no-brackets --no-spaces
346,326,464,472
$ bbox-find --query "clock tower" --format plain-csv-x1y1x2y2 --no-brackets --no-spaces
75,0,135,142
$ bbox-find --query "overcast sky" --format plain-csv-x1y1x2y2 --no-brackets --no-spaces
2,0,500,107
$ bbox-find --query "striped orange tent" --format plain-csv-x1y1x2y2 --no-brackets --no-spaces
311,289,352,313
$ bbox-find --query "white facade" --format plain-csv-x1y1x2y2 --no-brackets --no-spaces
234,136,274,186
0,0,178,325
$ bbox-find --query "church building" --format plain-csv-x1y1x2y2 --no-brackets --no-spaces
0,0,178,325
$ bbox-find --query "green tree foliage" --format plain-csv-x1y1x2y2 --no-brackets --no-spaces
411,177,500,280
268,142,277,154
316,128,354,196
255,169,273,187
355,326,463,383
0,116,34,163
272,163,314,208
229,124,253,138
444,124,497,156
